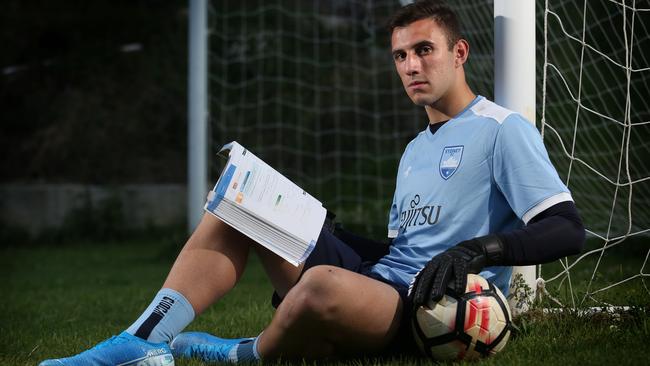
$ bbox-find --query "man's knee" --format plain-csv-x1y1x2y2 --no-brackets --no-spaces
280,265,343,325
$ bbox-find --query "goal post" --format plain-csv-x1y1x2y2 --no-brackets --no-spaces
494,0,537,314
538,0,649,309
187,0,208,232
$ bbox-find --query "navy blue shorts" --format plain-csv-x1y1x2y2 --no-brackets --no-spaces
271,227,409,308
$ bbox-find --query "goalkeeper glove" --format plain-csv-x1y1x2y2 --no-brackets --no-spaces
409,234,505,307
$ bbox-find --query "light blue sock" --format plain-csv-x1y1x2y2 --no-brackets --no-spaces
126,288,195,343
229,335,261,362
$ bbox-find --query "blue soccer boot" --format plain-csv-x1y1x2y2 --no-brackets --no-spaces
39,331,174,366
170,331,254,363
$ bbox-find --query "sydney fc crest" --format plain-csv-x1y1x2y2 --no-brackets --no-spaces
439,145,464,180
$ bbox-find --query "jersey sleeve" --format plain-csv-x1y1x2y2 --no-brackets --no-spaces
387,197,399,238
388,143,412,238
493,115,573,224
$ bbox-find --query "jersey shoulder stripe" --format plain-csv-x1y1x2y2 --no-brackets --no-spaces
469,98,515,124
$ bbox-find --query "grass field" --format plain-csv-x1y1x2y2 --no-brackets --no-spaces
1,237,648,366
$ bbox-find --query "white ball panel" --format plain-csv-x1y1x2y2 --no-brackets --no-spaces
412,274,512,361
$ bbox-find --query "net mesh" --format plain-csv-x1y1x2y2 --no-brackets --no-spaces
539,0,649,307
207,0,649,307
207,0,494,235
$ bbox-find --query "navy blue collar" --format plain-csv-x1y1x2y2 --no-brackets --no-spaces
428,120,449,135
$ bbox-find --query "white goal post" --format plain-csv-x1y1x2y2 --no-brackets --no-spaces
494,0,537,314
188,0,208,231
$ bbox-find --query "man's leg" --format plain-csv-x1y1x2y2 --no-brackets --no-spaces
171,229,404,362
39,213,305,365
124,213,263,344
161,213,296,314
258,265,404,359
172,262,404,362
128,212,305,341
253,242,304,299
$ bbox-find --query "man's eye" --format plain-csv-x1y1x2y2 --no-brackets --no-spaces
417,46,433,55
393,52,405,61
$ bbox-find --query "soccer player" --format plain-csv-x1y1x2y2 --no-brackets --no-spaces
39,1,585,365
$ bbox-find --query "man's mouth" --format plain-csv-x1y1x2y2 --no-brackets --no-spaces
409,81,427,88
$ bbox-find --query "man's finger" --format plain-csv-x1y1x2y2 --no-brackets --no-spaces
413,261,438,306
452,258,468,293
430,259,452,302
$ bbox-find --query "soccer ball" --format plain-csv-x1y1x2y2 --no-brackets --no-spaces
411,273,512,361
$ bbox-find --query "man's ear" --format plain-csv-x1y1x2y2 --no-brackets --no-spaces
455,39,470,67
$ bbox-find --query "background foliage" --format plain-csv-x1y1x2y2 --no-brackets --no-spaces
1,0,187,183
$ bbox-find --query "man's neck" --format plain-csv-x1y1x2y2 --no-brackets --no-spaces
426,84,476,124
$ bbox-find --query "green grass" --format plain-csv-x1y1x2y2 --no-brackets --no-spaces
536,236,650,308
1,239,648,366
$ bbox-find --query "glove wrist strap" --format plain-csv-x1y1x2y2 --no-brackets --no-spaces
475,234,505,266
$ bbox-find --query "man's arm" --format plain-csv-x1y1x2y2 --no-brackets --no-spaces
497,200,585,265
410,201,585,306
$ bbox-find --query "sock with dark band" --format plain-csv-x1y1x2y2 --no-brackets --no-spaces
126,288,195,343
229,335,261,362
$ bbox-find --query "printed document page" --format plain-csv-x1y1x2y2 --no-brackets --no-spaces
205,142,326,263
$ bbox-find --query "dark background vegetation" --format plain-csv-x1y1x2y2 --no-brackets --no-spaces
1,0,647,240
1,0,187,184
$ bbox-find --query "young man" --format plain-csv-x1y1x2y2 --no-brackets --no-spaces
40,1,584,365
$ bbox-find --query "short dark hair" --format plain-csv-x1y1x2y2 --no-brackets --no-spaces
388,0,462,50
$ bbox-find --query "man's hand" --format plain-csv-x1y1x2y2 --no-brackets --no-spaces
409,235,505,307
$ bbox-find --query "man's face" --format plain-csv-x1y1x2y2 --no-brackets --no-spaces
391,18,459,107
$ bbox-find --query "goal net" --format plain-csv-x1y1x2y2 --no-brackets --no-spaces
207,0,649,308
207,0,494,234
539,0,649,308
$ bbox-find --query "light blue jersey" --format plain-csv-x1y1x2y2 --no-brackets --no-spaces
369,96,573,295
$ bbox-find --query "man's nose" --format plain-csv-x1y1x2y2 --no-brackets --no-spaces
405,53,421,76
